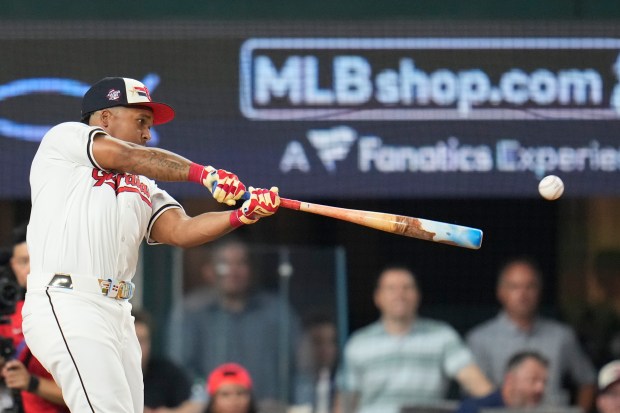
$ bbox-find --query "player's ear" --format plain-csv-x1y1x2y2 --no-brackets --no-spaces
100,109,110,127
97,109,116,127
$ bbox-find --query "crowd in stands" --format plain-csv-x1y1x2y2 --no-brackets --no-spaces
1,225,620,413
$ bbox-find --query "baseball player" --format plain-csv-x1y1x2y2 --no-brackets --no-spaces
23,77,280,413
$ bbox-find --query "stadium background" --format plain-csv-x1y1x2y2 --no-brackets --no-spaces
1,0,620,357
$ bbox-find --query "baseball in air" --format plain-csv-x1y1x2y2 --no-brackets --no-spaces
538,175,564,200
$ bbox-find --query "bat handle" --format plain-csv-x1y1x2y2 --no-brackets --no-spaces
280,198,300,210
212,182,298,210
209,178,251,200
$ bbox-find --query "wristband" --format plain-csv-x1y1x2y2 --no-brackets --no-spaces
229,211,245,228
229,210,258,228
27,375,40,393
188,163,208,184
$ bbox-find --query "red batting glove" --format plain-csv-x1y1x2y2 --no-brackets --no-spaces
188,163,246,206
230,187,280,227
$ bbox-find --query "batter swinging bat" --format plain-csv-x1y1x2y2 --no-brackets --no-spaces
278,198,483,250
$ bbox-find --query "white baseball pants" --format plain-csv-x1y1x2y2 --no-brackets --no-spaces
22,274,143,413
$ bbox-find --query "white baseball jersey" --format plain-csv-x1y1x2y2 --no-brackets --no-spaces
28,121,182,282
25,121,183,412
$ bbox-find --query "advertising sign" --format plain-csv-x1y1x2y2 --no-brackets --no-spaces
1,24,619,199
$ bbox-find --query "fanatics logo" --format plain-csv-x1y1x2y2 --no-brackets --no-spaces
106,89,121,101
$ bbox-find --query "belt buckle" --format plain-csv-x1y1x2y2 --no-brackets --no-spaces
100,279,134,300
106,280,121,299
118,281,134,300
48,274,73,289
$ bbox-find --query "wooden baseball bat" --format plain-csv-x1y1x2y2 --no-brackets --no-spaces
279,198,483,250
229,187,483,249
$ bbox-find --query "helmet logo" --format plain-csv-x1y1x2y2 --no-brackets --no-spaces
106,89,121,101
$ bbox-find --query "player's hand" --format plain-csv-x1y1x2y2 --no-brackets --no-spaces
231,186,280,226
204,166,246,206
2,360,30,391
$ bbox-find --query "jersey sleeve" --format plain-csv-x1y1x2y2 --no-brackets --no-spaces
145,182,183,245
39,122,110,171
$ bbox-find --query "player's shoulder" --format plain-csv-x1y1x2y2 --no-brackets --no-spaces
47,121,91,134
43,121,104,142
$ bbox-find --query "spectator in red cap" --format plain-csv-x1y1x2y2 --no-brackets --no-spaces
205,363,258,413
597,360,620,413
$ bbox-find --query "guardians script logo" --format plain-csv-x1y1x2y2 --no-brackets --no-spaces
91,169,152,207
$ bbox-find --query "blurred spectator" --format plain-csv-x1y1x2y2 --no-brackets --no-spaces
0,246,12,411
567,250,620,369
0,224,67,413
466,257,596,411
596,360,620,413
169,237,302,407
455,351,549,413
134,309,205,413
294,313,339,412
179,246,218,312
203,363,258,413
335,265,493,413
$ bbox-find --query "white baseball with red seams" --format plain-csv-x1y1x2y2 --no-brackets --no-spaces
24,121,182,412
538,175,564,201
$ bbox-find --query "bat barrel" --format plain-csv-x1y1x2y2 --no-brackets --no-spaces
278,198,483,250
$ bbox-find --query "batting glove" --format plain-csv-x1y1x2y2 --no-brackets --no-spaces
188,163,246,206
230,186,280,227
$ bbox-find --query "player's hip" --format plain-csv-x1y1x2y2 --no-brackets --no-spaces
27,272,135,300
22,287,133,356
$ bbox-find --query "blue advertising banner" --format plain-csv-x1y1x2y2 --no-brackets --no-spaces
1,22,619,199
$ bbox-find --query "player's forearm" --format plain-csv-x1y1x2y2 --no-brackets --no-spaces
176,212,236,248
115,144,191,182
93,134,193,181
151,209,236,248
93,135,249,208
